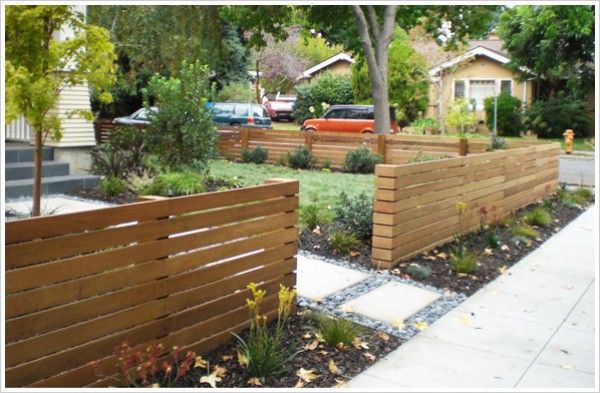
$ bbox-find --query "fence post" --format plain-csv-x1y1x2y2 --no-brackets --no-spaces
378,134,386,163
304,132,313,151
241,128,249,150
459,138,468,156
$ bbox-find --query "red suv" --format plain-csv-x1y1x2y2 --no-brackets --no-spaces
301,105,398,134
264,100,295,121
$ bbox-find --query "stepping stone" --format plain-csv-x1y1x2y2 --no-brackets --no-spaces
296,255,369,300
339,282,440,324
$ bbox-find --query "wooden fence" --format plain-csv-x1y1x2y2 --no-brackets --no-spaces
371,143,560,269
5,179,299,387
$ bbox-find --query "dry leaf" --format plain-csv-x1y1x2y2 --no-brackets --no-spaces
500,244,510,251
247,377,262,386
483,248,493,256
364,352,376,362
335,342,346,351
148,383,160,388
312,226,321,236
436,252,448,259
328,360,342,375
352,337,369,350
221,355,233,361
303,339,319,351
200,373,222,388
392,319,406,330
561,364,575,370
302,332,312,339
350,251,360,257
424,255,437,261
391,268,401,275
319,350,330,355
414,321,429,331
314,332,325,342
194,356,208,369
313,245,321,250
334,378,348,388
340,304,354,313
294,379,305,388
498,265,508,274
296,368,319,383
237,350,248,367
377,331,390,341
213,365,228,378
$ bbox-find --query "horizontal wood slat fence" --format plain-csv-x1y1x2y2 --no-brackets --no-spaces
372,143,560,269
5,179,299,387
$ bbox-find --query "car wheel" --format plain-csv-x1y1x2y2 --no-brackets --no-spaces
362,130,374,134
230,122,241,128
305,128,316,133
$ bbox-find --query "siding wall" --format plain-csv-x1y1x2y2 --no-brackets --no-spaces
45,82,96,147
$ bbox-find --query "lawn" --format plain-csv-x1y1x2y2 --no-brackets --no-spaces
272,120,302,131
443,132,595,151
209,159,374,210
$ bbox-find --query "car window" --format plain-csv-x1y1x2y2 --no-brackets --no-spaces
234,104,249,116
324,108,347,119
133,109,149,120
347,108,370,119
253,105,267,117
214,103,234,114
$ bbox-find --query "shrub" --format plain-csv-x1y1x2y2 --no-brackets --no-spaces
234,283,297,378
276,154,288,167
98,176,126,197
294,72,354,124
90,145,131,179
333,192,373,240
573,187,593,203
143,171,205,196
406,263,431,279
329,230,360,255
485,230,501,248
321,159,332,170
450,250,478,274
487,135,508,151
241,146,269,164
445,98,478,133
126,171,154,194
300,204,332,231
311,313,361,347
143,60,217,170
406,118,439,134
216,81,253,102
110,126,146,173
343,147,382,174
512,225,540,239
287,146,316,169
523,92,592,138
484,93,523,136
523,207,552,227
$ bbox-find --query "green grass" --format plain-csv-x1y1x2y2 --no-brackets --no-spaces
272,121,301,131
209,159,374,210
443,133,594,151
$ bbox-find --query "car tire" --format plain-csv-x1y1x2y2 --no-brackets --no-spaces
230,123,241,128
305,128,316,133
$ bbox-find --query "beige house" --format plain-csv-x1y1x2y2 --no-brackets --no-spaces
297,53,354,82
424,35,534,134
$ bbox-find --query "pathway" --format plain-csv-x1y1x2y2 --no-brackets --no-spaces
348,207,596,388
560,155,596,187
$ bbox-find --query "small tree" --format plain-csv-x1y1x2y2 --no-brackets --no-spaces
143,60,217,171
294,72,354,124
445,98,478,134
5,5,116,216
484,93,523,136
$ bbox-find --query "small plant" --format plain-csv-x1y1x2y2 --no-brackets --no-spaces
98,176,126,197
311,313,361,347
234,283,297,378
143,171,205,197
300,204,332,231
480,206,501,248
485,230,501,248
406,263,431,279
407,117,439,134
241,146,269,164
407,152,445,163
487,135,508,151
321,159,332,170
523,207,552,227
276,154,288,167
450,250,478,274
512,225,540,239
126,171,154,194
333,192,373,240
342,147,382,174
287,145,316,169
573,186,593,203
329,230,360,255
90,144,131,178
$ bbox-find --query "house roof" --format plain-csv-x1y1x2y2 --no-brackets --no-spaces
297,53,354,81
428,46,513,76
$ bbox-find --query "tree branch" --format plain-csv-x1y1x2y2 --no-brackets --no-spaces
365,5,380,43
352,5,383,87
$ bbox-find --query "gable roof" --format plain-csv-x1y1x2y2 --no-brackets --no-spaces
297,53,354,81
428,46,512,76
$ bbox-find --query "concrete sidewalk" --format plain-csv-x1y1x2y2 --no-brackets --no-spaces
349,207,597,389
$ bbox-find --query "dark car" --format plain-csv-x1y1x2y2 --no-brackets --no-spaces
301,105,399,134
212,102,272,129
264,100,295,121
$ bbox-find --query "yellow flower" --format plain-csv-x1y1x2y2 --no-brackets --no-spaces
455,201,467,214
277,285,297,320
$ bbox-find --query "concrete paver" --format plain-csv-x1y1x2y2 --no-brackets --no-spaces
5,195,113,217
517,363,595,388
296,255,368,300
559,156,595,186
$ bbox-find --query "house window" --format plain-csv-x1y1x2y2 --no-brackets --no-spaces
454,80,465,98
469,80,495,111
501,80,512,95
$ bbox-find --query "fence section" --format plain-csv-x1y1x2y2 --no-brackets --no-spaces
371,143,560,269
5,179,299,387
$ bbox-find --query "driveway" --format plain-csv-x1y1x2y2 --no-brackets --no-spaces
559,155,595,187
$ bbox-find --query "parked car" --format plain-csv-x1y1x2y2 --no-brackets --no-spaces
112,107,158,125
301,105,399,134
212,102,272,129
264,100,295,121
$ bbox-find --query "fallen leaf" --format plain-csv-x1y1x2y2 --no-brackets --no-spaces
459,314,474,326
350,251,361,257
302,332,312,339
237,350,248,367
377,331,390,341
221,355,233,361
296,368,319,383
200,373,222,388
313,245,321,250
414,321,429,331
351,337,369,349
340,304,354,313
363,352,376,362
561,364,575,370
457,273,468,277
303,340,319,351
314,332,325,342
148,383,160,388
319,350,329,356
328,360,342,375
194,356,208,369
247,377,262,386
436,252,448,259
392,319,406,330
498,265,508,274
424,255,437,261
391,268,401,275
500,244,510,251
213,365,228,378
294,379,305,388
335,342,346,351
333,379,348,388
483,248,493,256
312,226,321,236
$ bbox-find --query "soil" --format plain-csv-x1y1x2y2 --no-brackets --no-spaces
150,308,401,388
300,197,592,295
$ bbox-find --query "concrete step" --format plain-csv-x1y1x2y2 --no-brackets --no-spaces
5,175,100,200
4,144,54,163
5,161,70,181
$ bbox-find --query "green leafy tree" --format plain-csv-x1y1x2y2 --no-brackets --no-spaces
484,93,523,136
293,34,344,66
143,60,217,170
294,72,354,124
351,27,429,124
5,5,116,216
445,99,478,134
497,5,594,99
523,92,592,138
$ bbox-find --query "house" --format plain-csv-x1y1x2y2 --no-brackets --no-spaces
420,31,535,134
296,53,354,82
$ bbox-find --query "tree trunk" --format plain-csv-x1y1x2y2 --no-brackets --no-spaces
32,131,43,217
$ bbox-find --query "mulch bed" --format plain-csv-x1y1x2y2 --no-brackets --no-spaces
301,197,592,295
163,308,401,388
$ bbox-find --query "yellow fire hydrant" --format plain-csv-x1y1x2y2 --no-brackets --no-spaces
563,129,575,155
